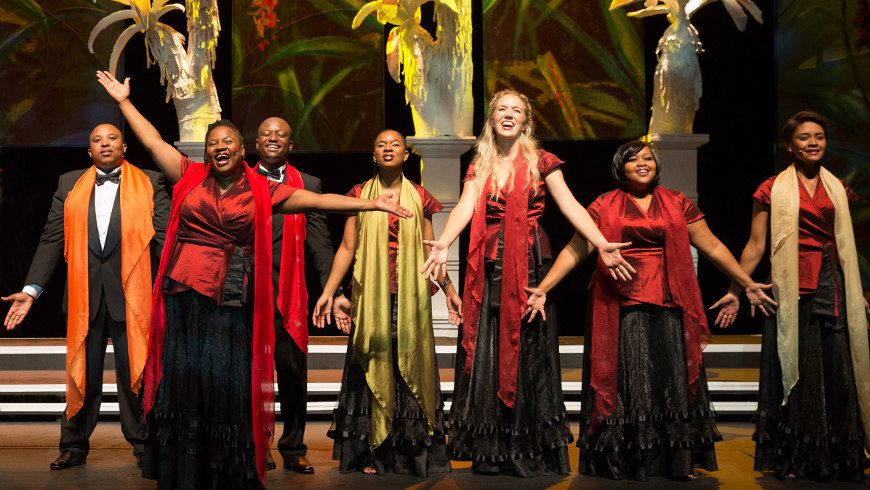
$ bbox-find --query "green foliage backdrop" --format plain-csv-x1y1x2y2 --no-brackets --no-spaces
483,0,646,139
232,0,384,151
777,0,870,287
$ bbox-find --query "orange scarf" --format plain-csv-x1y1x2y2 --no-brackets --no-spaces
63,160,154,419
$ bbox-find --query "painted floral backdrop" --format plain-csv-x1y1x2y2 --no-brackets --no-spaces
483,0,646,139
0,0,121,146
232,0,384,151
777,0,870,286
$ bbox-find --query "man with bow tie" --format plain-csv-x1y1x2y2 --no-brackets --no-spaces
2,123,170,471
253,117,335,474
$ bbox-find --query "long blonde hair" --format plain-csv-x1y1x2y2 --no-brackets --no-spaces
472,90,541,203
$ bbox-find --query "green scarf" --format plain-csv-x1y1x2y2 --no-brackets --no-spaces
352,174,437,450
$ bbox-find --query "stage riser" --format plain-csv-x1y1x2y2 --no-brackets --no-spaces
0,338,762,418
0,345,760,371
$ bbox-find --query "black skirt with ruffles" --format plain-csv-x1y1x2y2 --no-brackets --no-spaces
448,236,573,477
753,246,866,481
327,294,451,476
577,304,721,481
141,289,261,489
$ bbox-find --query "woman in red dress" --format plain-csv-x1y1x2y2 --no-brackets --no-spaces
97,71,410,488
714,111,870,481
525,140,774,481
312,130,461,476
421,90,635,476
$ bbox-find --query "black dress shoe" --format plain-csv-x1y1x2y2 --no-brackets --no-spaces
50,450,86,470
284,455,314,474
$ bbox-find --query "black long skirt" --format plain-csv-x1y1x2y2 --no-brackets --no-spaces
141,290,261,489
577,305,721,481
327,295,451,476
448,259,573,477
753,289,866,481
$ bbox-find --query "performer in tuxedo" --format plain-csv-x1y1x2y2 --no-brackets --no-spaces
253,117,335,474
2,123,170,470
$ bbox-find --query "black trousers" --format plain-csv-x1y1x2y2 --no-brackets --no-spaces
274,318,308,459
59,295,143,457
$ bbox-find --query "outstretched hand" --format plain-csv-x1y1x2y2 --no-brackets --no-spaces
709,292,740,328
312,294,334,329
96,70,130,103
333,296,352,334
2,292,34,330
745,283,777,318
522,286,547,323
374,193,412,218
598,242,635,281
420,240,448,281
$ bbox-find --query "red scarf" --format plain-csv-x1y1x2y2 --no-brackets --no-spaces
143,160,275,482
273,163,308,353
590,187,709,428
461,156,530,408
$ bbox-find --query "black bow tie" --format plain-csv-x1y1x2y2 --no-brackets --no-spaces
95,172,120,186
257,167,282,181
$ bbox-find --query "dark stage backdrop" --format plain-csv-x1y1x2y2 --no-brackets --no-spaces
0,0,123,146
1,0,782,338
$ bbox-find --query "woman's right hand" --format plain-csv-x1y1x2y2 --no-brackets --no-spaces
332,296,352,334
96,71,130,103
597,241,635,281
312,294,334,329
421,240,448,281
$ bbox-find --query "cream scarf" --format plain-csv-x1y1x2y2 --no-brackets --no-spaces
351,175,437,450
770,164,870,452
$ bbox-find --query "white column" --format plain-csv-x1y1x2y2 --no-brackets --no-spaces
648,133,709,270
174,141,205,163
407,136,476,338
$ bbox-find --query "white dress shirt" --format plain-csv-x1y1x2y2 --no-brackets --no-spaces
94,167,121,249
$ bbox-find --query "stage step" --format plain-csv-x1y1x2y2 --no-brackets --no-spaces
0,336,762,418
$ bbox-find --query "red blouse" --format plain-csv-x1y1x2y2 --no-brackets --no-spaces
753,176,858,295
463,150,564,261
164,157,297,302
588,190,703,307
348,180,443,293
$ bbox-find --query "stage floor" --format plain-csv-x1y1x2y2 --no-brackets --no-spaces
0,420,866,489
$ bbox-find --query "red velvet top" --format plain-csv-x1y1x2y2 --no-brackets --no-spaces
463,151,564,261
164,157,297,302
753,176,858,295
588,191,703,307
348,180,443,293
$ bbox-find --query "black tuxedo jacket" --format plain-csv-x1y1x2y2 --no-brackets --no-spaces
271,170,335,315
24,168,171,323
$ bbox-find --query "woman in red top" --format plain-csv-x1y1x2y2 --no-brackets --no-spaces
312,130,461,476
525,140,774,481
421,90,635,476
97,72,410,488
714,111,870,481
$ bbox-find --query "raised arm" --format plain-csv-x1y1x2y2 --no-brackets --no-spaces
277,188,411,218
312,216,358,333
544,169,634,281
96,71,184,182
420,180,477,280
523,233,594,322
